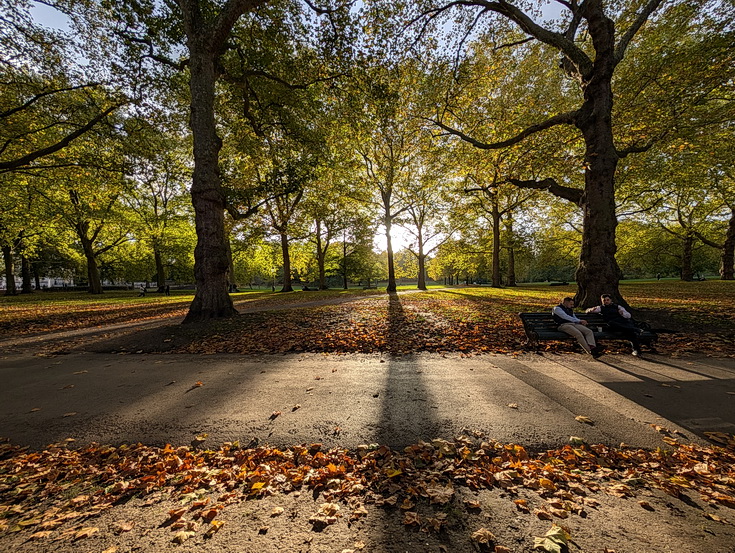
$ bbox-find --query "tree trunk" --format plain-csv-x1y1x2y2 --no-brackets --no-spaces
183,36,237,322
491,200,501,288
20,254,32,293
2,245,15,296
316,221,327,290
572,39,627,309
417,253,427,290
279,232,293,292
154,244,166,288
33,262,41,290
721,208,735,280
505,216,517,287
680,233,694,281
507,247,516,287
78,233,103,294
343,235,348,290
385,218,397,292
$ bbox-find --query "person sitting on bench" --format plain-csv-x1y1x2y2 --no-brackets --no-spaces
586,294,644,357
552,297,602,358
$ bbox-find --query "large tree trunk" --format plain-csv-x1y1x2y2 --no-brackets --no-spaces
316,220,328,290
680,232,695,281
183,32,237,322
572,27,626,309
20,255,32,294
505,217,517,287
154,244,166,288
721,208,735,280
33,261,41,290
279,232,293,292
417,253,427,290
491,200,501,288
2,245,15,296
79,234,103,294
343,237,348,290
73,222,103,294
385,218,397,292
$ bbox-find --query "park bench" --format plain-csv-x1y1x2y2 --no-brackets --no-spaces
518,312,658,350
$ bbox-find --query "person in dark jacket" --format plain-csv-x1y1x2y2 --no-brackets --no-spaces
552,297,602,358
586,294,643,357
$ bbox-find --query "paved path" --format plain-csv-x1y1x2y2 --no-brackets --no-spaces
1,348,733,451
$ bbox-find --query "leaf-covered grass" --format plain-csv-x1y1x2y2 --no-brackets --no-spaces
173,281,735,357
3,281,734,356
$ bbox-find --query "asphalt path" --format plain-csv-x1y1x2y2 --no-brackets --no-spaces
1,348,733,452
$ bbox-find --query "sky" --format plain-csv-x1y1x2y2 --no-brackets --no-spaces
30,2,71,31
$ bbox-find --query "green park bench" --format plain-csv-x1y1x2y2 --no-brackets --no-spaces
519,312,658,350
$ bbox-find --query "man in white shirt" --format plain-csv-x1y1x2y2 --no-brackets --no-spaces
552,297,602,358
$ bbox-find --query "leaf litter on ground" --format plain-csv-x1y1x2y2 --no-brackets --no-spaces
0,433,733,544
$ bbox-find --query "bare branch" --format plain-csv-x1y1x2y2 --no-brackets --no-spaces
492,36,533,51
114,30,188,70
506,177,583,205
431,109,578,150
614,0,666,65
616,135,661,158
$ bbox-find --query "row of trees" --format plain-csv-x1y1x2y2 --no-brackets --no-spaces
1,0,733,312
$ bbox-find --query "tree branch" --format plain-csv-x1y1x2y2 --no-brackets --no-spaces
506,177,584,205
614,0,666,65
0,104,122,173
431,109,578,150
0,83,103,120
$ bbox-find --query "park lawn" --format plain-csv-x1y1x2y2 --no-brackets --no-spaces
2,281,733,356
0,288,384,336
172,280,735,357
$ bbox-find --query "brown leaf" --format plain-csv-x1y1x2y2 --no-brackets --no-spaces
471,527,496,544
73,526,99,540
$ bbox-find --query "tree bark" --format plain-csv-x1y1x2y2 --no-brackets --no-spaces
491,199,501,288
572,13,627,309
721,208,735,280
315,220,328,290
182,24,238,322
2,245,15,296
279,232,293,292
385,217,397,292
74,222,103,294
20,254,32,293
154,244,166,288
505,217,517,287
680,232,694,281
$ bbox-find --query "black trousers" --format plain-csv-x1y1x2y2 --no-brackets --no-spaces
607,320,642,350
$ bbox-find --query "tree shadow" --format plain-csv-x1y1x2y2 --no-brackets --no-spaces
593,355,735,440
372,293,443,448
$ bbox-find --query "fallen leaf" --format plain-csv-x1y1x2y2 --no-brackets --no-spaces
638,500,655,511
508,403,519,409
292,404,301,411
172,530,195,544
73,526,99,540
575,415,594,425
203,520,224,538
533,524,571,552
269,411,282,420
471,527,496,544
62,412,77,417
